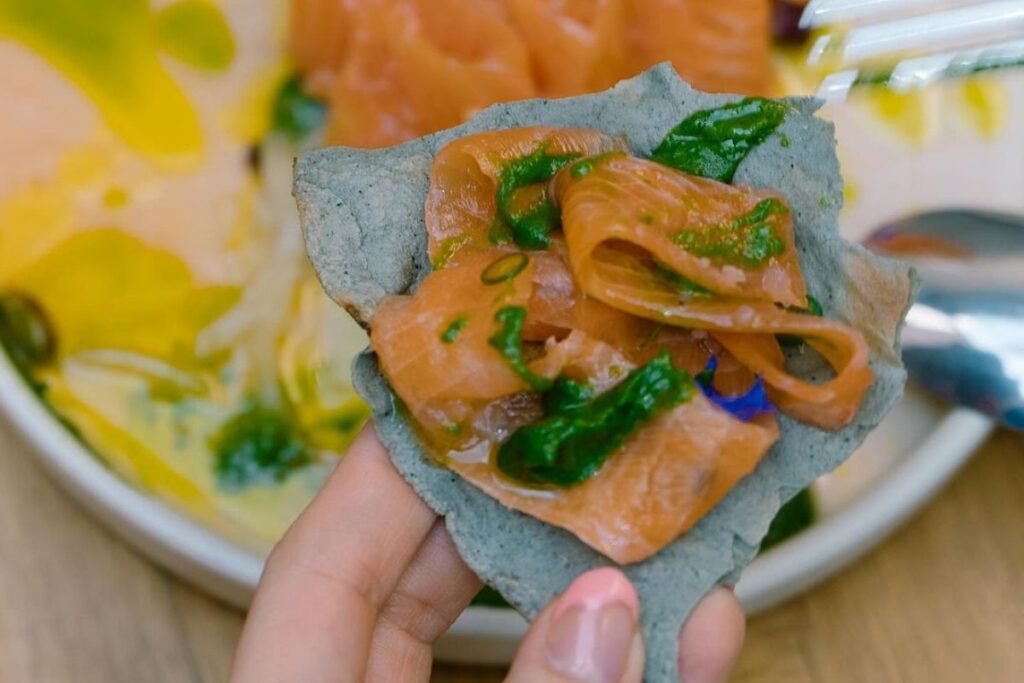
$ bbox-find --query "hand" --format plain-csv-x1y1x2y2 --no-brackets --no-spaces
231,426,745,683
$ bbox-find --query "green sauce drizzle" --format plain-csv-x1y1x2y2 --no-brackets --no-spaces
153,0,235,72
760,488,815,551
0,0,214,158
651,98,789,182
211,405,311,490
496,352,694,487
440,316,468,344
672,198,788,267
481,253,529,285
654,264,712,296
493,147,580,249
778,295,824,347
542,377,594,414
804,295,823,317
488,307,552,391
272,76,327,141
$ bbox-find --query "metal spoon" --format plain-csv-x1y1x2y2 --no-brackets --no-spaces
865,209,1024,430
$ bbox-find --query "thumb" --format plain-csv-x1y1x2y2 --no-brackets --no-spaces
505,568,644,683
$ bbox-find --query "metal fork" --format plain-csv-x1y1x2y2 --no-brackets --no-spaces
801,0,1024,99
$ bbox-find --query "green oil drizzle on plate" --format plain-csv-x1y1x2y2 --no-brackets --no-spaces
0,0,235,160
153,0,235,72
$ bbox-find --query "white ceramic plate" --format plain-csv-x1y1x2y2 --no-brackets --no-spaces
5,70,1021,664
0,346,993,664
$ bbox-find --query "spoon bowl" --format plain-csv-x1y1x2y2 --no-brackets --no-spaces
866,209,1024,429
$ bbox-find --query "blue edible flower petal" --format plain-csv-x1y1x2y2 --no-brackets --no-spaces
697,356,775,421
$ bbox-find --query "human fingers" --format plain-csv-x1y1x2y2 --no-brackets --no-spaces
504,568,644,683
677,587,746,683
364,520,482,682
230,425,437,683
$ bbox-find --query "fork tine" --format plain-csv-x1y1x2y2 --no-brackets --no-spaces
807,0,1024,65
800,0,946,30
815,37,1024,98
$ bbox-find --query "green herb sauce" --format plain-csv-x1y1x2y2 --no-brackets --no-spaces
653,264,713,296
496,352,694,487
542,377,594,414
211,405,311,490
493,147,580,249
488,307,552,391
778,295,824,347
152,0,235,72
440,316,468,344
760,488,815,551
651,98,789,182
272,76,327,141
672,198,788,267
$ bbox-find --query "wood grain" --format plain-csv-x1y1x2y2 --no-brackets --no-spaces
0,418,1021,683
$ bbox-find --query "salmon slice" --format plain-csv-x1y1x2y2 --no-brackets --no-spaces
523,246,578,340
425,127,623,265
293,1,773,148
554,154,806,306
449,334,778,564
370,248,538,443
322,0,536,148
554,153,872,429
627,0,772,96
290,0,356,95
369,122,868,562
499,0,632,97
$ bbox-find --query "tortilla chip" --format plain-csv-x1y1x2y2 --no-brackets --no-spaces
294,64,913,683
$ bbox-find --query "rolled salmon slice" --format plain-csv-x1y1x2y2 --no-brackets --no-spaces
425,127,623,265
554,153,872,429
554,154,807,307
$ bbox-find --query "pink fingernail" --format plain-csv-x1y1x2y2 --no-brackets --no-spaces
545,568,640,683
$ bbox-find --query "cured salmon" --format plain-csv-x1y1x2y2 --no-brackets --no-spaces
308,0,536,148
290,0,773,148
553,154,873,428
368,124,878,562
449,363,779,564
426,127,623,266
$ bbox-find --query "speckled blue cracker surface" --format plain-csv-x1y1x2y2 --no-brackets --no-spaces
294,65,914,683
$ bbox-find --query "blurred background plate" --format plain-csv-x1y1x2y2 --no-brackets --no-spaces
0,350,993,663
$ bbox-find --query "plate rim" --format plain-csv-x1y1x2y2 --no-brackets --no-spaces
0,349,993,661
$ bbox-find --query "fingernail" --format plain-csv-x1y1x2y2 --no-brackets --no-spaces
545,568,640,683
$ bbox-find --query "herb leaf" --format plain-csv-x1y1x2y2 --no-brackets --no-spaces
496,352,693,487
272,76,326,141
211,405,311,490
651,98,788,182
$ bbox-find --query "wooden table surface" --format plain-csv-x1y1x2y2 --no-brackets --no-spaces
0,417,1021,683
